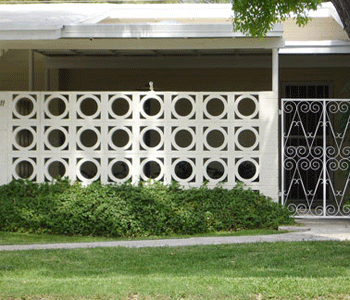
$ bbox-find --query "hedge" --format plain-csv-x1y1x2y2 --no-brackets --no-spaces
0,179,293,237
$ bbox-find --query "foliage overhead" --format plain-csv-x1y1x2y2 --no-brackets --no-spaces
232,0,322,37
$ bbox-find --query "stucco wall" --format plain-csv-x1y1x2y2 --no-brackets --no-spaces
59,68,273,92
280,67,350,98
1,50,349,97
0,50,48,91
283,17,349,41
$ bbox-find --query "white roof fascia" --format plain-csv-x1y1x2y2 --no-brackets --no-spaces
62,23,283,39
0,28,62,40
0,37,285,51
280,41,350,54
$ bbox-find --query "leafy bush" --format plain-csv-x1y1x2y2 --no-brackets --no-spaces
0,179,293,237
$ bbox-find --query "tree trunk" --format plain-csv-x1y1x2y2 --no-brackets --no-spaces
331,0,350,38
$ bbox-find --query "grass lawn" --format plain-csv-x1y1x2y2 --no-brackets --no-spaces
1,241,350,299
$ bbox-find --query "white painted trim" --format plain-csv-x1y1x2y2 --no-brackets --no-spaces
0,29,62,41
62,23,283,39
0,37,285,51
279,41,350,54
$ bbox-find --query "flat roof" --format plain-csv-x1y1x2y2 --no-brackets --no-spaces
0,3,282,40
0,2,348,54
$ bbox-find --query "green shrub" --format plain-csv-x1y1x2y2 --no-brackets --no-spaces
0,179,293,237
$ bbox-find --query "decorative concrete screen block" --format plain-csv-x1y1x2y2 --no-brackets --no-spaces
2,91,278,200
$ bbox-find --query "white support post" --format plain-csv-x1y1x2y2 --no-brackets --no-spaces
29,50,34,91
272,48,279,96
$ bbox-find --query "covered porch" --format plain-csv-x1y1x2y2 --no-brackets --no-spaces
0,3,282,200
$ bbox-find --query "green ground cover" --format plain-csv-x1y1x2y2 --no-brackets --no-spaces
1,241,350,299
0,179,293,238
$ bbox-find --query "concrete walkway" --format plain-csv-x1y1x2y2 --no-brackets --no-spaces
1,219,349,251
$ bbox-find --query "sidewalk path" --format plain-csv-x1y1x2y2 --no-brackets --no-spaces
1,219,349,251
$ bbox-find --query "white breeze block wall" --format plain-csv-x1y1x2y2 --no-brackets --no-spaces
0,91,279,200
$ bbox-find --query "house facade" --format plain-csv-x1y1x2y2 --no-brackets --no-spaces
0,2,349,217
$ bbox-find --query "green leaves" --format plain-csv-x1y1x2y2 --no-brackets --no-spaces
232,0,321,37
0,179,293,237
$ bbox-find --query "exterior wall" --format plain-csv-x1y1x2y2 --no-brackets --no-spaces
282,17,349,41
2,50,349,97
59,68,272,92
0,50,29,91
0,50,48,91
280,67,350,98
0,91,279,200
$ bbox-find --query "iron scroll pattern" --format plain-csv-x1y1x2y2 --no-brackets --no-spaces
282,99,350,217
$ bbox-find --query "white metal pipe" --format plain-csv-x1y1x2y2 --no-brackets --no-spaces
272,48,279,95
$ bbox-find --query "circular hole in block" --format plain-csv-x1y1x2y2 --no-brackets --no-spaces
48,161,66,178
80,161,98,179
111,129,130,148
48,97,66,117
143,98,161,117
174,160,193,180
15,129,34,148
111,161,130,180
111,97,130,117
238,160,257,180
237,97,256,117
237,129,257,148
143,129,161,148
80,129,98,148
206,129,225,148
206,98,224,117
143,160,161,179
174,97,193,117
48,129,66,148
80,97,98,117
16,98,34,117
15,160,34,179
206,160,225,180
174,129,193,148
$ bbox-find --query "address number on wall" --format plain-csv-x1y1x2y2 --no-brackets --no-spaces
0,100,5,107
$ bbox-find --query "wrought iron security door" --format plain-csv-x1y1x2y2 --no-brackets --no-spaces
282,99,350,217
